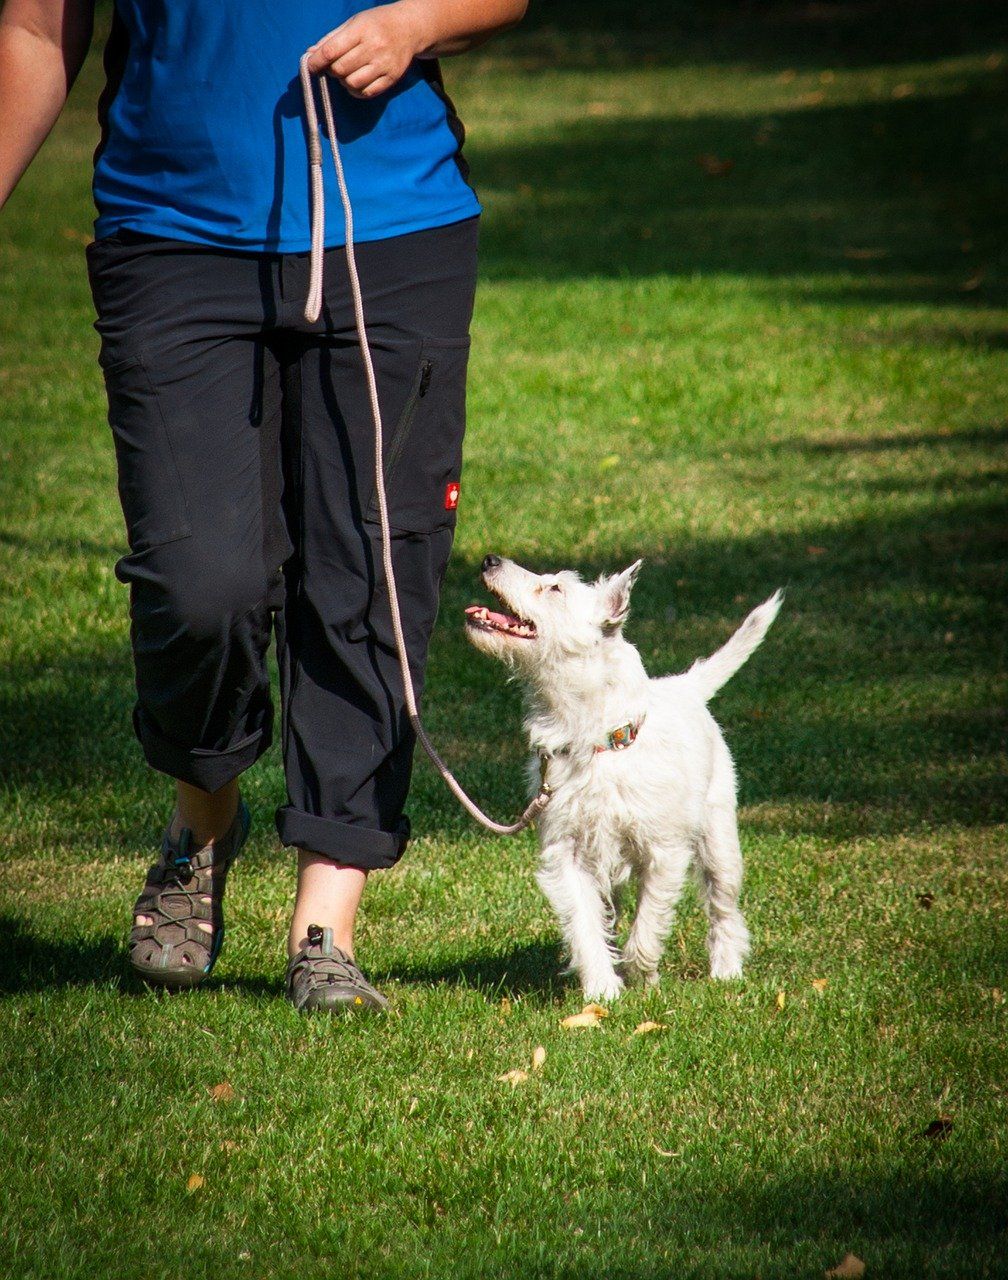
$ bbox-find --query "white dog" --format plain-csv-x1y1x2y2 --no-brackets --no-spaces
465,555,782,1001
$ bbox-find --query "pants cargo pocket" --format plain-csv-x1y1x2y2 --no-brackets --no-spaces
366,338,470,534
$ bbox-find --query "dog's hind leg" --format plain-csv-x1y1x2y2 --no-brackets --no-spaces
536,842,624,1002
697,804,750,979
622,846,691,987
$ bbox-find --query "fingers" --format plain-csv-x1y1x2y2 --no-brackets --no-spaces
306,24,358,74
304,9,418,96
343,71,397,100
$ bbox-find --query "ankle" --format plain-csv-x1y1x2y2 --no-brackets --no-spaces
288,925,355,961
170,779,240,846
288,853,367,962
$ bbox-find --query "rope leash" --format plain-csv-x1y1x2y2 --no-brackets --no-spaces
299,57,552,836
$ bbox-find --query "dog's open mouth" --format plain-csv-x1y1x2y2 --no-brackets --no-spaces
464,603,537,640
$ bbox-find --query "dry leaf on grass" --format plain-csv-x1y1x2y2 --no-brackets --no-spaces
209,1081,235,1103
531,1046,547,1071
992,988,1003,1004
186,1174,205,1193
561,1011,604,1029
497,1069,529,1086
811,978,828,993
650,1140,679,1158
560,1003,609,1029
825,1252,865,1278
775,990,786,1011
633,1021,667,1035
696,153,734,177
922,1116,953,1141
499,997,512,1016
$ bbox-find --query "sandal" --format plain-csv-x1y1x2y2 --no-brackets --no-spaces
129,799,250,988
286,924,388,1014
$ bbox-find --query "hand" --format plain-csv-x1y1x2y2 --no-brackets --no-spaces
306,2,428,100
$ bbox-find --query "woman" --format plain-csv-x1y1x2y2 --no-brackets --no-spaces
0,0,526,1012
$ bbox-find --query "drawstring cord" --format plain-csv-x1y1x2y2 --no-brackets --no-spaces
298,57,552,836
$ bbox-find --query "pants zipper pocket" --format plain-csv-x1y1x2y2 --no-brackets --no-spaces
367,358,432,521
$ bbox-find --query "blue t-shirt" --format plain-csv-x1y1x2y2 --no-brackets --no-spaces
92,1,481,251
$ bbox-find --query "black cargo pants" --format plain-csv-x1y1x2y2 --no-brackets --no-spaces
86,217,478,870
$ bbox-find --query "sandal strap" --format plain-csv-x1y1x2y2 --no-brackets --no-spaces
286,924,387,1010
130,799,249,975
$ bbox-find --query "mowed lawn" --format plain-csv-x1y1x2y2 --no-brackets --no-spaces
1,2,1006,1277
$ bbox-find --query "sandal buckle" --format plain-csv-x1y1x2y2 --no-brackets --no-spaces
172,853,194,880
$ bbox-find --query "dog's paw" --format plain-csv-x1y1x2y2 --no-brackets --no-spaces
709,957,744,980
582,974,625,1002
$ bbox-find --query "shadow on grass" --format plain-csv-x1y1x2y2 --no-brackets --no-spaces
1,489,1005,841
0,914,126,995
794,422,1008,454
381,938,568,1000
0,911,569,1001
475,85,1006,300
508,0,1006,74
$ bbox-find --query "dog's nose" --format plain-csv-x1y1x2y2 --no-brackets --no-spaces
481,554,502,574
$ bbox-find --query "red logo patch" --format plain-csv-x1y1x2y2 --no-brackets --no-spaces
444,482,460,511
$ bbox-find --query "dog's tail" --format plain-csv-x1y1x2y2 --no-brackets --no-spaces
687,590,783,701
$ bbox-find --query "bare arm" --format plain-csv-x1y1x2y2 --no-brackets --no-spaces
0,0,94,207
306,0,527,100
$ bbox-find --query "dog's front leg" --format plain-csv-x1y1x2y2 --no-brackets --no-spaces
536,842,623,1002
622,845,691,987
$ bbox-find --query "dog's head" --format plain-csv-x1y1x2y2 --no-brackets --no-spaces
465,556,643,678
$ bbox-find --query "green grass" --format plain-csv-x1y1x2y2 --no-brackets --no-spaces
1,2,1007,1276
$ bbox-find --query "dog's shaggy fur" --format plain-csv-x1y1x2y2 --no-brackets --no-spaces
465,557,782,1001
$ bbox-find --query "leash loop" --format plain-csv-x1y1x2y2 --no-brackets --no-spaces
299,57,551,836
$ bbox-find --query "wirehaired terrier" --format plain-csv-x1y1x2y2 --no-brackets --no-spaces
466,555,782,1001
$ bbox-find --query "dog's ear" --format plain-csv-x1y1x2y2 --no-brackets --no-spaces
599,559,643,634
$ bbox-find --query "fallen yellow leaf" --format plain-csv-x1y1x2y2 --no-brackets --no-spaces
186,1174,205,1193
633,1021,667,1035
811,978,828,993
209,1081,235,1103
775,990,786,1011
560,1003,610,1029
499,997,512,1016
531,1045,547,1071
497,1069,529,1086
560,1012,603,1029
825,1252,865,1279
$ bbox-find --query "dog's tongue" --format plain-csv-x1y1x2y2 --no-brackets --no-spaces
465,604,523,629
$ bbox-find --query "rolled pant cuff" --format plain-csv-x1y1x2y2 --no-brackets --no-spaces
133,704,272,793
275,806,410,870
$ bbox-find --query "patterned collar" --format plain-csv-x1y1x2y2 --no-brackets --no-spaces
539,715,646,775
593,715,646,753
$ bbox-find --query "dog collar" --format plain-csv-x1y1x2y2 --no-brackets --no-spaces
594,715,645,754
539,714,646,781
